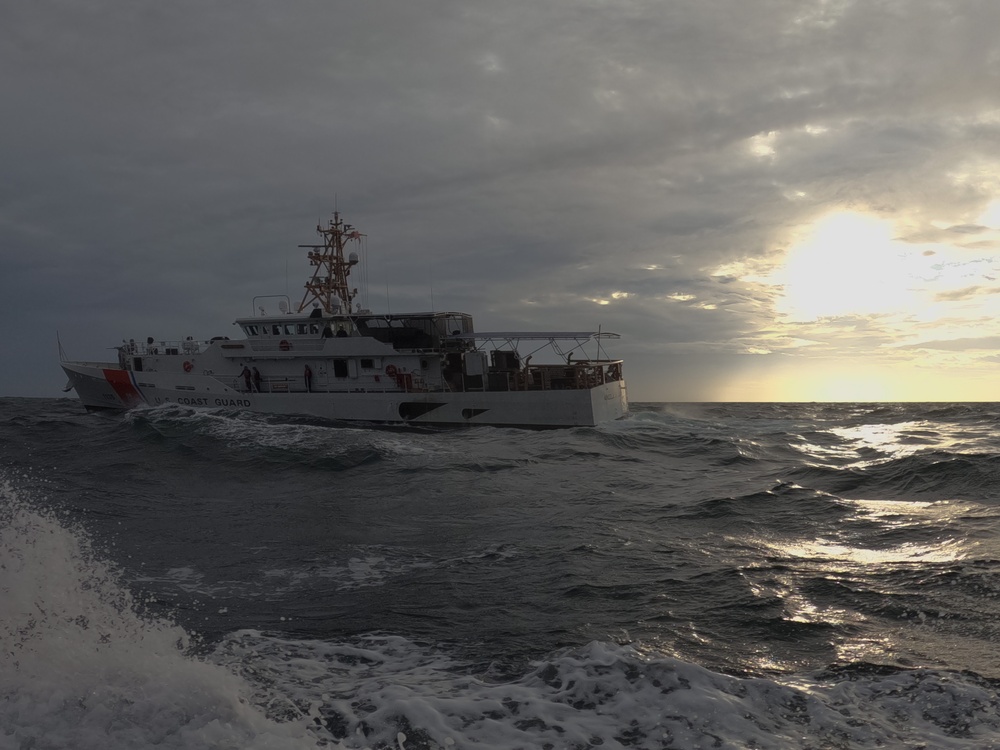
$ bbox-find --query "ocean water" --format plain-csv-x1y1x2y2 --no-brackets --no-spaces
4,398,1000,749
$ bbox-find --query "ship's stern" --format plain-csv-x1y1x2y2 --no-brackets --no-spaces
591,378,628,424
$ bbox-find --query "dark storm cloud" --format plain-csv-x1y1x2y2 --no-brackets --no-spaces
4,0,1000,399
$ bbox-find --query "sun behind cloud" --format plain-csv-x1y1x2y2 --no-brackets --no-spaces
770,212,921,321
713,206,1000,401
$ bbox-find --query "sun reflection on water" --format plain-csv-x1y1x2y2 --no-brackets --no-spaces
766,498,968,567
741,496,984,670
775,535,964,566
793,421,961,468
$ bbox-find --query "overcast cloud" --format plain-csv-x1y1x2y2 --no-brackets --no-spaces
4,0,1000,401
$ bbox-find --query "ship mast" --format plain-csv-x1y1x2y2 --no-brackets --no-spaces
297,211,364,314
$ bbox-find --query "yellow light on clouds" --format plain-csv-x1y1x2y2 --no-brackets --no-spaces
712,205,1000,401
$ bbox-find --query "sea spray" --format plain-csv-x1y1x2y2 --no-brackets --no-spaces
0,476,317,750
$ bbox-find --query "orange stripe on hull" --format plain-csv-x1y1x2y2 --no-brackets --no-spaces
102,369,144,407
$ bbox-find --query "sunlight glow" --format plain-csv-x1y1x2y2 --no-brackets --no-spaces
772,212,920,320
712,201,1000,401
977,199,1000,228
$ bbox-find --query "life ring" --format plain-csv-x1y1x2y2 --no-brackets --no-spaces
183,361,194,373
279,339,291,351
385,364,398,377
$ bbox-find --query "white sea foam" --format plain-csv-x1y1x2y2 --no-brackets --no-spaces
215,631,1000,750
127,402,455,466
0,478,319,750
263,548,436,593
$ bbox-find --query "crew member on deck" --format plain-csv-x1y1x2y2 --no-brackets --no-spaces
304,364,314,392
241,366,252,392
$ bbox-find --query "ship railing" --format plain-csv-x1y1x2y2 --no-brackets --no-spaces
127,339,205,356
514,359,623,391
445,359,623,393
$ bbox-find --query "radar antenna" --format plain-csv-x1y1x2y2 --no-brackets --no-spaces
296,211,364,314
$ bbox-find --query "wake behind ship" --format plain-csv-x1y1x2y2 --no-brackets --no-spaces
61,212,628,427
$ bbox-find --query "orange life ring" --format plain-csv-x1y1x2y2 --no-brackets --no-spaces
183,361,194,373
385,364,398,377
279,339,291,351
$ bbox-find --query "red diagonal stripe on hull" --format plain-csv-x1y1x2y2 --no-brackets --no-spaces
103,369,143,407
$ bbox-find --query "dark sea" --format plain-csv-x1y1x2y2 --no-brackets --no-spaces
5,398,1000,749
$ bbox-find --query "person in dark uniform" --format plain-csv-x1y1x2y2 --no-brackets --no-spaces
304,364,313,392
252,367,262,392
241,366,252,392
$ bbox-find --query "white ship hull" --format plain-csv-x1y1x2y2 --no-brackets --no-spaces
62,361,627,427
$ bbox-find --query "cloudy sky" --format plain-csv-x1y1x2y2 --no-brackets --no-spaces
5,0,1000,402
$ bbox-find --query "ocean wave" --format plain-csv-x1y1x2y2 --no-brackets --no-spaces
6,461,1000,749
121,403,442,471
679,482,849,527
11,397,1000,748
786,451,1000,502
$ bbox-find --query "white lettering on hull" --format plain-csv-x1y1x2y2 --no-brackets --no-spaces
167,397,252,407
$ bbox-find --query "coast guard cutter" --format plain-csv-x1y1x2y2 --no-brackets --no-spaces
61,212,628,427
